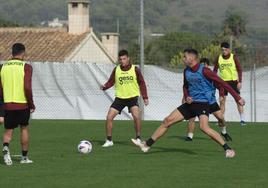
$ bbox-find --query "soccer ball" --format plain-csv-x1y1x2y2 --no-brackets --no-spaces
77,140,92,154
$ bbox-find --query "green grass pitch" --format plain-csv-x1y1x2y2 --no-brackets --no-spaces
0,120,268,188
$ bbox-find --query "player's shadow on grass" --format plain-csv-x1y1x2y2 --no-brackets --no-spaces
91,139,106,146
130,146,197,155
146,146,197,155
168,135,210,141
91,139,129,146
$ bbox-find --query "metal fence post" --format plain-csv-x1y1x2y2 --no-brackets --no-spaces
139,0,145,120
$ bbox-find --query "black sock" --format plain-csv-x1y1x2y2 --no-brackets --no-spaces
3,143,9,147
146,138,155,147
107,136,112,141
22,150,28,157
136,135,141,139
222,144,231,151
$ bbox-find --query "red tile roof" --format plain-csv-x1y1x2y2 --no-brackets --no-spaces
0,27,88,62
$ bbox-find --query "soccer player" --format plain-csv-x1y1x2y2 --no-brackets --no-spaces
213,42,245,126
0,100,4,124
185,58,232,141
100,50,149,147
0,53,4,124
0,43,35,165
132,49,245,158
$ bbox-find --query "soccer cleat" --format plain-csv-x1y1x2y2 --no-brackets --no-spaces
102,140,114,147
240,121,246,126
131,138,142,146
3,148,12,166
20,157,33,164
132,138,142,145
221,133,232,141
225,149,236,158
185,137,193,141
131,139,150,153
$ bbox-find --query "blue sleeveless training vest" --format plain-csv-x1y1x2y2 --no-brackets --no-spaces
185,64,214,103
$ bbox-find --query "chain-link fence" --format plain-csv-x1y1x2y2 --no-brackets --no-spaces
7,61,263,122
29,62,183,121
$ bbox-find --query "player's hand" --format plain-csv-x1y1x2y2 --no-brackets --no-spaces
181,97,186,104
219,96,224,103
237,82,242,90
30,104,36,113
238,98,245,106
144,99,149,106
186,96,193,104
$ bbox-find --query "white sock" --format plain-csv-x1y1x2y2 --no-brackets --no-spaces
221,126,227,134
187,133,194,139
240,113,245,122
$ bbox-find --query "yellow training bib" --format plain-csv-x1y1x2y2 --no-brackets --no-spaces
1,59,27,103
115,65,140,99
218,53,238,81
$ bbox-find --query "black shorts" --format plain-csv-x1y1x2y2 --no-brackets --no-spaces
0,105,4,117
4,109,30,129
209,102,220,114
224,81,240,96
111,97,139,114
177,102,210,120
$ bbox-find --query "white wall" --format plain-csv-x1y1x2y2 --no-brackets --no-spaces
30,62,268,122
66,34,114,64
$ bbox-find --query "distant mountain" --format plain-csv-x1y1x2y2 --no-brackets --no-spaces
0,0,267,28
0,0,267,44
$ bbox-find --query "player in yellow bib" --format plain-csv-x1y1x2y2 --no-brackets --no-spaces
213,42,245,126
0,43,35,165
100,50,149,147
0,53,4,125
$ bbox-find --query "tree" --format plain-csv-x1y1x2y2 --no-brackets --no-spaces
0,17,19,27
171,44,221,68
145,32,210,67
223,11,247,39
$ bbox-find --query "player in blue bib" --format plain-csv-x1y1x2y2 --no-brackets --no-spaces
132,49,245,158
185,58,232,141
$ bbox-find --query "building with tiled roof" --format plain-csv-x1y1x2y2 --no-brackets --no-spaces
0,0,118,63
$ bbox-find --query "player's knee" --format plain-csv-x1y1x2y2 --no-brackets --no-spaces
0,117,4,124
163,117,172,128
106,115,114,121
199,124,209,132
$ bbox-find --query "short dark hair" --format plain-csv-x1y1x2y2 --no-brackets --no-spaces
12,43,25,56
118,50,129,57
220,42,230,49
183,48,198,57
200,57,210,65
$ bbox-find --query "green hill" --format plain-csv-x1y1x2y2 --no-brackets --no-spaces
0,0,267,32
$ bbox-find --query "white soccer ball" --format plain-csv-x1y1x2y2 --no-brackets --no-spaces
78,140,92,154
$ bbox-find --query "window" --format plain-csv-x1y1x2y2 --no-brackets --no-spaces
83,3,88,8
72,3,78,8
106,35,110,40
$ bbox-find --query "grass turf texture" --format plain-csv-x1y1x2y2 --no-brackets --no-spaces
0,120,268,188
